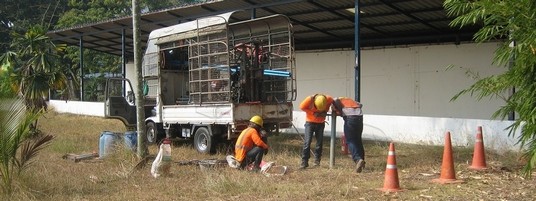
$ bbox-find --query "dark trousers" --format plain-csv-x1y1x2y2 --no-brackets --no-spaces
301,122,325,164
240,146,265,169
343,115,364,162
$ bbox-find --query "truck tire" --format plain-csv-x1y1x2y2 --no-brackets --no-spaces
194,127,213,154
146,121,163,144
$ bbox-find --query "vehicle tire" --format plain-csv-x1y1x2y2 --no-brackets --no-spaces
194,127,213,154
146,121,163,144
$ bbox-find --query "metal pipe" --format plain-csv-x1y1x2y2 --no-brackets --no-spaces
354,0,361,102
329,112,337,169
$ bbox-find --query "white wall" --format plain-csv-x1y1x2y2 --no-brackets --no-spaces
287,111,521,152
49,100,104,117
289,42,523,152
295,42,506,119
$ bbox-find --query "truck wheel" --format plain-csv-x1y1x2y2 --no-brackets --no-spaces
194,127,213,154
146,122,162,144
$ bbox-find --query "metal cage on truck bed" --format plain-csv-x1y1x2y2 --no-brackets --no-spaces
142,12,296,105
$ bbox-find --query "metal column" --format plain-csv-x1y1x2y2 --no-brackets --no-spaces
354,0,361,102
79,36,84,101
122,28,126,97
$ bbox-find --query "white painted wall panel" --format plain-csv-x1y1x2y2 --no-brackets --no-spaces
362,47,417,115
295,42,506,120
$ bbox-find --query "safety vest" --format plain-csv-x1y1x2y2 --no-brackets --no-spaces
234,127,269,162
333,97,362,116
299,94,334,123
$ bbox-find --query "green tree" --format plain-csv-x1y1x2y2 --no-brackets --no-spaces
0,25,68,132
444,0,536,177
0,0,68,54
0,98,54,195
0,0,68,100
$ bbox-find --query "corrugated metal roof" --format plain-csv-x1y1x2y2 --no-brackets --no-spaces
46,0,478,57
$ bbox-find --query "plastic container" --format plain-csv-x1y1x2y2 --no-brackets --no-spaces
99,131,120,159
161,138,172,175
124,131,137,152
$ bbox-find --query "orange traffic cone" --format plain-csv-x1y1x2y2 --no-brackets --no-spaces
432,131,464,184
378,142,403,192
469,126,487,170
341,135,349,155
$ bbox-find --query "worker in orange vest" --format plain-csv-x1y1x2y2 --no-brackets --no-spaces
234,115,269,171
299,94,334,169
331,97,365,173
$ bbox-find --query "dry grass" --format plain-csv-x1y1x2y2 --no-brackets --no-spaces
4,112,535,200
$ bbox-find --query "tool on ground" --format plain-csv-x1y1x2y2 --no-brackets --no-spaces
62,152,99,162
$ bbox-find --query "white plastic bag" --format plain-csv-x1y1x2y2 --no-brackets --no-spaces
260,161,287,177
226,155,240,169
150,145,164,178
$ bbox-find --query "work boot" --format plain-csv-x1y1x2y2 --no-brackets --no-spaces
355,159,366,173
314,160,320,167
299,162,309,170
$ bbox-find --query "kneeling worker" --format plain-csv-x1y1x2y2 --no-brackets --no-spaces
235,115,269,171
331,97,365,173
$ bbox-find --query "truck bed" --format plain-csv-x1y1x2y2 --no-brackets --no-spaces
160,102,292,126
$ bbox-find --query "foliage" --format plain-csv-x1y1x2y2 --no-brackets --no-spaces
444,0,536,177
0,0,68,54
0,63,16,98
0,25,67,112
0,98,54,195
0,0,68,100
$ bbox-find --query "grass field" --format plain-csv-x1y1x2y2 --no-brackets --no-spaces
5,111,535,200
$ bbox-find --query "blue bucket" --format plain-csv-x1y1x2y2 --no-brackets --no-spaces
124,131,137,152
99,131,120,158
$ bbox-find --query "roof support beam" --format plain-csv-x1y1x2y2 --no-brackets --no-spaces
244,0,341,39
308,1,387,36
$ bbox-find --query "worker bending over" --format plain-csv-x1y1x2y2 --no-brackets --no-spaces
299,94,334,169
331,97,365,173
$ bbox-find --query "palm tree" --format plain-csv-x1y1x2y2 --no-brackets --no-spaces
0,25,67,134
0,98,54,194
